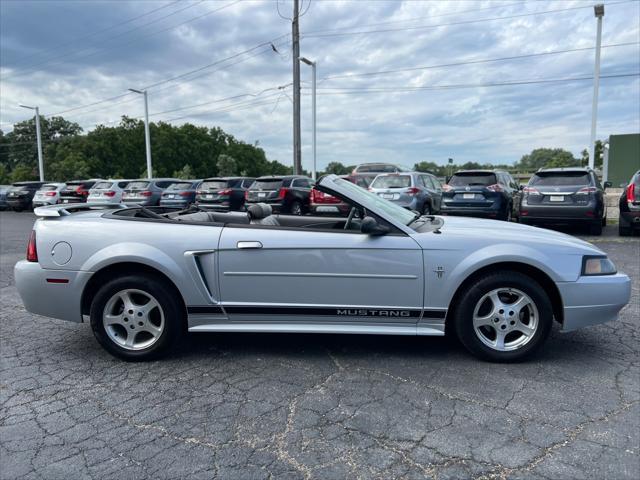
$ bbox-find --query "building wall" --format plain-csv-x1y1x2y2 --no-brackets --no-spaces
608,133,640,187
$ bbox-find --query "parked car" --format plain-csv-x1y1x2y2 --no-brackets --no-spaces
441,170,520,221
343,172,379,188
6,181,46,211
15,174,630,362
0,185,10,210
618,170,640,236
195,177,254,211
59,179,102,204
122,179,178,206
369,172,442,214
245,175,313,215
33,183,66,207
160,180,202,209
87,180,131,204
352,163,410,174
519,168,607,235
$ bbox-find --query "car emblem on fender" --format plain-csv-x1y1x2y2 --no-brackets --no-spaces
434,266,445,279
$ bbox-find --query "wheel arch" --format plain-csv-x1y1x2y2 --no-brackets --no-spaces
444,261,564,332
81,262,187,319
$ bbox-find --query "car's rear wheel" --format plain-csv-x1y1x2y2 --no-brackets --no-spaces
422,202,431,215
90,274,184,361
498,203,512,222
589,220,603,235
453,271,553,362
619,224,632,236
290,201,303,215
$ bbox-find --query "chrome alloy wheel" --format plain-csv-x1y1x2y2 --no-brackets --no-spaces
102,289,165,351
472,288,538,352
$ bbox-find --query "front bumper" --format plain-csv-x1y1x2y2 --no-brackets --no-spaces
14,261,92,323
557,273,631,332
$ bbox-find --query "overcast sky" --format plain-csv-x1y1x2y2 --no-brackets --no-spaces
1,0,639,170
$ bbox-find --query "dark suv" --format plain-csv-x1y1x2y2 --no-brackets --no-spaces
59,179,102,204
618,170,640,236
245,175,313,215
159,180,202,209
440,170,520,221
6,181,46,211
519,168,606,235
196,177,254,211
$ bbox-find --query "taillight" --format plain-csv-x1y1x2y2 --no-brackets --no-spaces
104,191,116,197
576,186,597,195
486,183,504,192
244,190,249,200
311,188,322,202
278,188,288,199
76,186,89,196
26,230,38,262
180,191,192,197
626,183,635,203
522,186,541,195
45,191,56,197
442,184,453,192
140,191,153,197
407,187,420,196
217,189,232,195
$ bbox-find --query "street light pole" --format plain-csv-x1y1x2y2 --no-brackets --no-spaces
19,104,44,181
589,4,604,170
300,57,317,180
129,88,153,178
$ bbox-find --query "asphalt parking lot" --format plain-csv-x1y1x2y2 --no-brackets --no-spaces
0,211,638,480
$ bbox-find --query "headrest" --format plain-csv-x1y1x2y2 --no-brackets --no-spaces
247,203,272,219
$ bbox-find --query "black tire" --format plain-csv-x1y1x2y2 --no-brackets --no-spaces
498,203,512,222
452,271,553,362
618,224,632,236
89,274,184,361
289,200,302,215
422,202,432,215
589,221,603,236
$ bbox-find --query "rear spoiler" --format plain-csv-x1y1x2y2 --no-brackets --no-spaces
33,203,127,217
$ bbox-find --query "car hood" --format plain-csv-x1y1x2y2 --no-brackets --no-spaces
422,215,603,254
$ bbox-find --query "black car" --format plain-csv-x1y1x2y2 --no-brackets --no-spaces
440,170,520,221
245,175,313,215
196,177,255,211
59,179,102,204
519,168,607,235
159,180,202,209
6,181,46,211
618,170,640,236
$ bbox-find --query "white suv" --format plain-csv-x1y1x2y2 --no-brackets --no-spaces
32,183,66,207
87,180,131,204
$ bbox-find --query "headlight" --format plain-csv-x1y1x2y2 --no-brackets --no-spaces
582,255,617,276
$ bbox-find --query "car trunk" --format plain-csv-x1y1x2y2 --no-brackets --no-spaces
60,182,92,203
246,179,284,202
123,181,151,202
34,185,59,202
369,175,416,203
444,173,499,206
88,181,118,200
525,172,593,206
163,182,195,201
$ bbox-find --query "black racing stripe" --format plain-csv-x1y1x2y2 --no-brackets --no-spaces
421,310,447,319
187,306,224,315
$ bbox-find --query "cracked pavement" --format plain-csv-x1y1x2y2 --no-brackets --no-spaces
1,211,638,479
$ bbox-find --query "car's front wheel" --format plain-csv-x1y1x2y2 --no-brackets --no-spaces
90,274,184,361
452,271,553,362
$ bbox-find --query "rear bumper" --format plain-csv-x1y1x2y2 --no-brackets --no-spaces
197,200,231,211
440,205,502,217
520,203,600,222
160,199,192,208
7,198,32,209
620,209,640,228
309,203,350,215
14,261,92,323
557,273,631,332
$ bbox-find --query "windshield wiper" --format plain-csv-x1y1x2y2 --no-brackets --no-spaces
407,211,422,226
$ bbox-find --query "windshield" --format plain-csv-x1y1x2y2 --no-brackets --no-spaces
251,180,283,190
449,173,497,186
93,181,113,189
529,172,590,186
330,178,416,225
371,175,412,189
167,182,194,190
126,181,150,190
356,164,399,173
201,180,228,190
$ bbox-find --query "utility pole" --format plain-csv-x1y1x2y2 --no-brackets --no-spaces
589,4,604,170
292,0,302,175
19,104,44,181
300,57,316,180
129,88,153,178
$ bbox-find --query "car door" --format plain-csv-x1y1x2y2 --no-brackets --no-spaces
216,225,424,325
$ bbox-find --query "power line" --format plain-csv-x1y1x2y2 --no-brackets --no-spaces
305,72,640,94
10,0,182,67
321,42,640,81
304,0,637,38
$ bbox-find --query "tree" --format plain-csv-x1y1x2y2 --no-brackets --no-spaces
48,152,91,181
173,164,194,179
515,148,579,171
216,154,237,176
580,140,605,168
414,161,446,176
324,161,350,175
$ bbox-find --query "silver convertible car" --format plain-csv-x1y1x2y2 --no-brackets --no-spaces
15,175,630,362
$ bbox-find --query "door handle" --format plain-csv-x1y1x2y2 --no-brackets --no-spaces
237,241,263,249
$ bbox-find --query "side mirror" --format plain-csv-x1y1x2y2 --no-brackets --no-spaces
360,216,390,236
603,181,612,189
